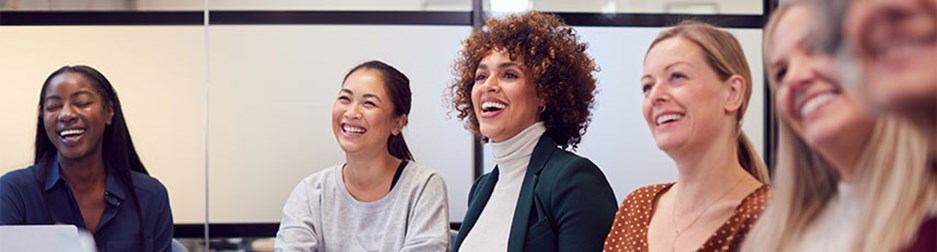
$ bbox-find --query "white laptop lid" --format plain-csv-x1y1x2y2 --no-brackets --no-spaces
0,225,95,252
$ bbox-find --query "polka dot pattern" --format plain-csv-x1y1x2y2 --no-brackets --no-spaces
602,183,770,252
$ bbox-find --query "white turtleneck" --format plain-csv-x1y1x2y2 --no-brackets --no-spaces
459,122,547,252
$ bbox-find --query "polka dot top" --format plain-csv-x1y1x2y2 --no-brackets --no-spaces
603,183,770,252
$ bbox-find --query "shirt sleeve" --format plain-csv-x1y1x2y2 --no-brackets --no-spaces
0,173,26,225
275,179,320,252
552,158,618,252
152,181,174,252
401,174,451,252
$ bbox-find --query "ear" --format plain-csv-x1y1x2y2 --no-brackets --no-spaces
723,75,746,114
105,104,115,125
392,114,408,136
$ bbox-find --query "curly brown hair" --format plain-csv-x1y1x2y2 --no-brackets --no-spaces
448,12,598,150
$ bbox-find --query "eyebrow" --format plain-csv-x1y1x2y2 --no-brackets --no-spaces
339,88,383,102
477,62,522,71
45,90,94,101
641,61,693,80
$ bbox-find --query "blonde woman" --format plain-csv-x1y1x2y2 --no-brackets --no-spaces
604,21,769,252
743,2,937,251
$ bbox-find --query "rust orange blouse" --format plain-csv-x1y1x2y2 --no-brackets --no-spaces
603,183,769,252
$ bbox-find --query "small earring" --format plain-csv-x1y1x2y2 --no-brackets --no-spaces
539,105,546,113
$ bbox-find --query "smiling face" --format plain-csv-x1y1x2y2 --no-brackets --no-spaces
641,37,736,154
770,5,876,149
847,0,937,112
42,72,114,162
332,68,403,156
471,50,543,142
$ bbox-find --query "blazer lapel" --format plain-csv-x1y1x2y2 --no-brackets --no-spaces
507,135,557,251
455,167,500,249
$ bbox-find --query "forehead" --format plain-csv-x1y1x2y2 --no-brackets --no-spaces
770,5,813,59
46,72,96,96
644,36,706,72
342,68,389,96
479,49,522,67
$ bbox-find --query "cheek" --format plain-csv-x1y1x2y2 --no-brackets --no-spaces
331,104,343,124
774,89,793,119
43,113,57,133
642,100,653,123
470,85,482,107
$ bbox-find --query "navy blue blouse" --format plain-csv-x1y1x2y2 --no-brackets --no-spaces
0,157,173,252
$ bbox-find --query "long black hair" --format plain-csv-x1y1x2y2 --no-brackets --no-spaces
34,65,148,243
343,60,414,161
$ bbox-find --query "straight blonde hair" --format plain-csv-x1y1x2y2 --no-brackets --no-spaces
744,3,937,251
647,21,770,183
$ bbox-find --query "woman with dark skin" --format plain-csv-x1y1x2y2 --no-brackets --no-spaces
0,65,173,252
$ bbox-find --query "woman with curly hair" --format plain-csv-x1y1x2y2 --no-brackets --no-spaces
603,21,770,252
449,12,617,252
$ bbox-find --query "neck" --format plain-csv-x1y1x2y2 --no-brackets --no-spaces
818,119,875,182
57,151,107,190
670,134,748,206
344,150,400,189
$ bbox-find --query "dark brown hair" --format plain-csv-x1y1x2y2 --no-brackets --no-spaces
448,12,598,149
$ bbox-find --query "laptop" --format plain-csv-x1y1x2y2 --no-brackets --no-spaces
0,225,95,252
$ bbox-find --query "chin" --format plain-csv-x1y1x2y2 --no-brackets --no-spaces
338,143,362,154
479,126,501,141
802,124,843,150
57,148,89,160
875,80,937,112
654,136,682,153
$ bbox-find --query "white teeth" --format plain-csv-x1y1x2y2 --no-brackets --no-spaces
800,93,836,118
59,129,85,137
343,125,366,134
481,101,507,111
656,114,684,125
880,36,935,58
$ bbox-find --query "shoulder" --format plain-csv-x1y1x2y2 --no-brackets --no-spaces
622,183,672,207
289,165,344,195
129,171,170,200
539,148,604,180
401,161,444,183
0,166,40,189
734,184,770,221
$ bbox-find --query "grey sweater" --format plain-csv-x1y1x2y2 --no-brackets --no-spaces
275,161,450,252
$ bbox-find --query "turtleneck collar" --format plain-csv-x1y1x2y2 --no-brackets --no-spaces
490,122,546,170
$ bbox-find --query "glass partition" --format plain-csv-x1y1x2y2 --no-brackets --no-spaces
0,1,772,251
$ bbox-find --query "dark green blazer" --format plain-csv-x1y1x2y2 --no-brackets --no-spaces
454,135,617,252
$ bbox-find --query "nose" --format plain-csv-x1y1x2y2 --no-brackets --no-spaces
782,56,817,92
482,76,501,93
343,103,362,120
647,81,670,106
57,103,78,123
